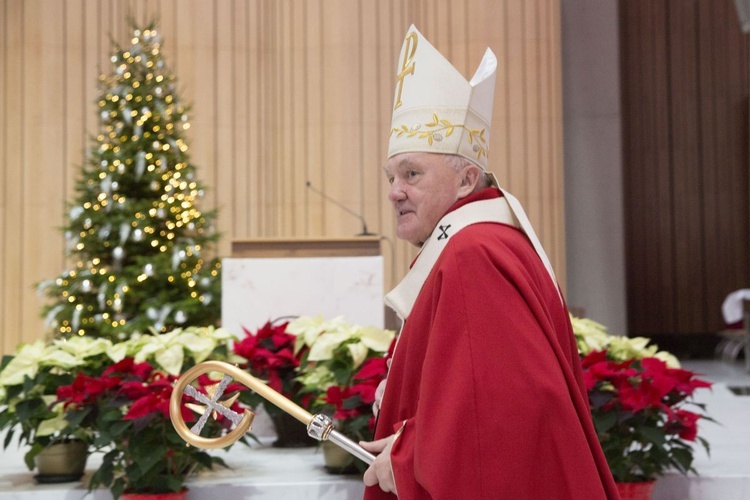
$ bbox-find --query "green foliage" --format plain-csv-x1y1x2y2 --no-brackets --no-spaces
38,20,221,341
85,413,224,497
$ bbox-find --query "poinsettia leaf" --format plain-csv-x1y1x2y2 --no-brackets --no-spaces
136,446,163,474
64,406,92,428
3,428,14,449
166,475,184,491
0,411,13,431
698,436,711,454
0,354,12,371
111,481,125,500
639,426,666,446
342,394,364,410
193,451,215,469
670,446,693,472
24,441,43,470
15,398,46,423
593,411,617,433
106,420,132,439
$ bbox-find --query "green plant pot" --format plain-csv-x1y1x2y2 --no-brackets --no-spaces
322,440,358,474
34,440,88,483
270,410,316,448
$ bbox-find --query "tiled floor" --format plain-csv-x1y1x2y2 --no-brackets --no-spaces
682,359,750,386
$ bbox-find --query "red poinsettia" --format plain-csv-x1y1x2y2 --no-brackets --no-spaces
582,350,712,483
323,356,388,435
233,320,309,403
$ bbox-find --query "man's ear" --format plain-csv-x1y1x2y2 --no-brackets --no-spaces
457,164,482,197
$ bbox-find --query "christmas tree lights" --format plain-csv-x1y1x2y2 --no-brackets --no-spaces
40,23,221,340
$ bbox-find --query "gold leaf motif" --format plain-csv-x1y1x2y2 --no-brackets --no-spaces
391,113,488,160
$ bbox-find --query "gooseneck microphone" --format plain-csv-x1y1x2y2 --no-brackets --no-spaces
305,181,375,236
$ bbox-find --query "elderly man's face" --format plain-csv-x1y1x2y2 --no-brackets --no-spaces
384,153,465,246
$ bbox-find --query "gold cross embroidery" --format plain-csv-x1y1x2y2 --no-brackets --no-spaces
394,32,418,110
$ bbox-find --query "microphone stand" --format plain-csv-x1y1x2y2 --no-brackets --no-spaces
306,181,375,236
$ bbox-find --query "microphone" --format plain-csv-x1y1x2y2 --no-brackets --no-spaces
306,181,375,236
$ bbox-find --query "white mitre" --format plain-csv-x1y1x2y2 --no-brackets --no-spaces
387,25,497,170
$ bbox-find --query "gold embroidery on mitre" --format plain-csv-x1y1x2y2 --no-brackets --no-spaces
394,32,418,110
390,113,488,160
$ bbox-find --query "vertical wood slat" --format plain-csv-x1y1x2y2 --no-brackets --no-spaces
0,0,566,353
0,0,5,353
24,0,66,341
2,0,25,355
622,0,750,336
669,0,705,332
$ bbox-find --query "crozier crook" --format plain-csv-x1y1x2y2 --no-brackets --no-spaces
169,360,375,464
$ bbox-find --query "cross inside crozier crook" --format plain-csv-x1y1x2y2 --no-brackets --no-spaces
170,361,257,450
183,375,244,435
170,360,376,464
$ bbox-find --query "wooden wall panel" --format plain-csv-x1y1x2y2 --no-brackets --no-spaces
622,0,750,336
0,0,566,354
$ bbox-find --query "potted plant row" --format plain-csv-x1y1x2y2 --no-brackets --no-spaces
0,326,246,499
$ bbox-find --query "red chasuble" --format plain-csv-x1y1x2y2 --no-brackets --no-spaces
365,189,619,500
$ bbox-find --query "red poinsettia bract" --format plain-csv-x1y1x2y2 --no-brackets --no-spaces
581,349,712,482
324,357,388,430
233,320,308,399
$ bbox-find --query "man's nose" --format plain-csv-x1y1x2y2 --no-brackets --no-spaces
388,180,406,203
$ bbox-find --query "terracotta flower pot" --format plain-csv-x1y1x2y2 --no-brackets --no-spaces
121,489,187,500
34,440,88,483
616,480,656,500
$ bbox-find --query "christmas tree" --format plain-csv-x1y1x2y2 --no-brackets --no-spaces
40,23,221,340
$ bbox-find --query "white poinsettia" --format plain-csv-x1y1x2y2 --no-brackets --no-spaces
290,316,395,370
106,341,129,363
607,336,659,361
40,336,114,370
570,316,611,355
653,350,681,369
297,365,336,392
124,326,237,375
34,395,68,437
358,326,395,353
570,314,681,368
128,330,187,375
53,336,112,359
0,340,47,386
286,315,328,346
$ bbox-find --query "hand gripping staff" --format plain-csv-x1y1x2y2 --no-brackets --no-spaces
169,360,375,465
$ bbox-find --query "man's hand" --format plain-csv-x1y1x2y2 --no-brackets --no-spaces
361,435,398,495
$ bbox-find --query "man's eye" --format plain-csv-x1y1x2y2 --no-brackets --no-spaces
408,170,418,178
387,177,394,185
